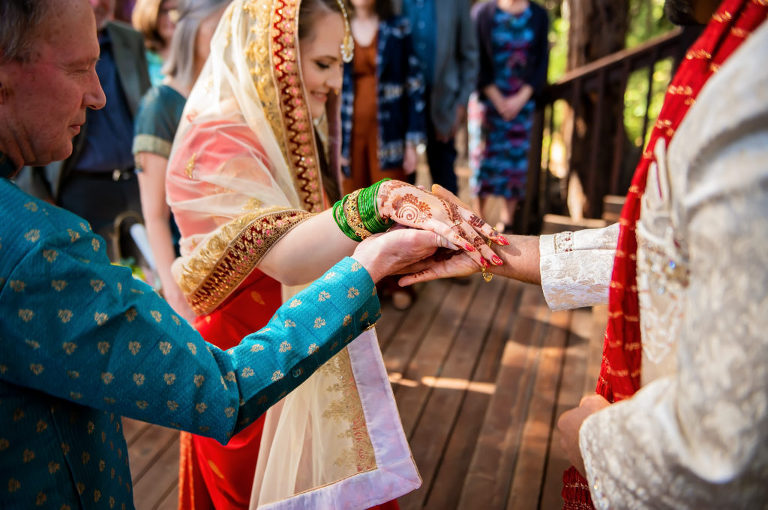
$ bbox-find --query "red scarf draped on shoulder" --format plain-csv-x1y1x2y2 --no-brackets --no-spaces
562,1,768,507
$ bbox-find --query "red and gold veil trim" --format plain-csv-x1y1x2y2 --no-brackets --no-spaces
244,0,325,213
177,208,312,315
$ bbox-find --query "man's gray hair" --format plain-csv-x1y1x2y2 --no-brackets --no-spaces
0,0,52,63
162,0,230,90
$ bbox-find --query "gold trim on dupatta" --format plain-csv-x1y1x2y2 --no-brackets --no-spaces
244,0,325,213
177,208,313,315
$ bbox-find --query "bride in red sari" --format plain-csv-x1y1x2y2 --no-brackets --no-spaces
165,0,507,508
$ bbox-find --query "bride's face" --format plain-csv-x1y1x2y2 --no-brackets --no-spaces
298,10,345,119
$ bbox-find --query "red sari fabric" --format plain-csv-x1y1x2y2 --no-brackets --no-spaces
178,269,282,510
562,1,768,507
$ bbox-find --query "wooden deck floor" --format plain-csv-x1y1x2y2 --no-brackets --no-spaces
126,275,606,510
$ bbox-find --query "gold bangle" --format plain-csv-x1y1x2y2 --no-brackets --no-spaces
343,189,372,240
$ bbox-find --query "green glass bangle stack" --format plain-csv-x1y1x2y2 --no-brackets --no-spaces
333,178,394,241
333,195,358,240
358,178,394,233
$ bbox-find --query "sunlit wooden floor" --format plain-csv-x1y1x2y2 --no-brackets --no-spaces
126,274,606,510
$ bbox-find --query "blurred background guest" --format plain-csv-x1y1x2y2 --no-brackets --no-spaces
471,0,549,233
395,0,477,195
340,0,426,309
115,0,137,21
132,0,180,86
132,0,231,322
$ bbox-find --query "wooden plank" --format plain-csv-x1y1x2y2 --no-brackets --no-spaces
383,279,450,376
400,276,507,510
457,287,549,509
393,278,480,437
155,483,178,510
584,305,608,397
374,298,408,351
132,432,180,509
123,417,152,446
539,307,592,509
128,424,178,482
424,279,525,510
506,308,569,509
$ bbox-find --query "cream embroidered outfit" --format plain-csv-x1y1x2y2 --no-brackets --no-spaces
539,22,768,509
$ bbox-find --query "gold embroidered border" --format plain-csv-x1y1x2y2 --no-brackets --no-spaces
178,208,312,315
271,0,324,212
242,0,324,213
245,0,286,167
320,349,378,473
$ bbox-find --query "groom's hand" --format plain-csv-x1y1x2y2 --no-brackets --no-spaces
556,395,611,476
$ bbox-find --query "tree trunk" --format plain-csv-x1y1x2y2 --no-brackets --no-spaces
564,0,629,218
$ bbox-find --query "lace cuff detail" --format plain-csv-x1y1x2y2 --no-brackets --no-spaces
553,231,574,253
539,224,619,311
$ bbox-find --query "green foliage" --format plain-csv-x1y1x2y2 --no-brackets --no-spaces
623,0,676,149
543,0,677,150
626,0,675,47
624,58,674,149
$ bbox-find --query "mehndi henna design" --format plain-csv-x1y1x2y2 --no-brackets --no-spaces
392,194,432,225
441,200,462,225
468,214,486,229
377,181,410,219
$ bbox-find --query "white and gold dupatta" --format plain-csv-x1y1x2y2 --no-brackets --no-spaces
166,1,420,507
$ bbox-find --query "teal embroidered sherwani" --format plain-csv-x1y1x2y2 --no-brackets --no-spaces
0,154,380,509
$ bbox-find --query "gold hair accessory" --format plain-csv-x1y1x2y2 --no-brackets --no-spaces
336,0,354,63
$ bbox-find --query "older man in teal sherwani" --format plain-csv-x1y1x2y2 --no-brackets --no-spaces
0,1,445,507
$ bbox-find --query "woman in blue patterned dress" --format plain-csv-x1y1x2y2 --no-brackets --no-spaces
473,0,549,232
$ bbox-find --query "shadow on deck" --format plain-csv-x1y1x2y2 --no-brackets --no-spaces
126,274,607,510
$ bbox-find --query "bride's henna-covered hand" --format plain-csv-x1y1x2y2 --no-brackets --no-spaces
377,180,507,268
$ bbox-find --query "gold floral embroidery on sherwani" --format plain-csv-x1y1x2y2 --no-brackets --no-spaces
166,1,420,508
